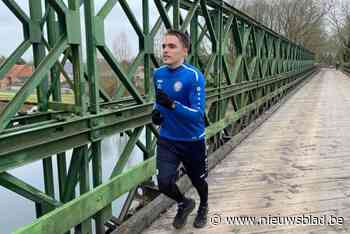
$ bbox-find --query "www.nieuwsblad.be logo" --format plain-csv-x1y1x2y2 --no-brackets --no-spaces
210,214,344,226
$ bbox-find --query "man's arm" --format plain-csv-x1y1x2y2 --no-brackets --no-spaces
152,71,164,125
172,74,205,122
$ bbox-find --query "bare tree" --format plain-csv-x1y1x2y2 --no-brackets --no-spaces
0,55,5,65
226,0,249,9
112,31,132,63
227,0,334,63
328,0,350,62
153,24,167,62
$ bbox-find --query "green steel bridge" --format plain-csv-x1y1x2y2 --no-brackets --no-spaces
2,0,349,234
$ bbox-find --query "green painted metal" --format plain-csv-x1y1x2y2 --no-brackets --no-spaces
341,63,350,75
0,172,61,209
14,158,156,234
0,0,315,233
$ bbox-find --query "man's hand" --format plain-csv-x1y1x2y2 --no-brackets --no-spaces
151,109,163,125
156,89,175,110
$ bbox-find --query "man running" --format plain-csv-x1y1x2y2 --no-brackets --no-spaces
152,29,208,229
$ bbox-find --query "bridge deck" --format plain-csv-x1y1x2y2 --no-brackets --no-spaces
143,69,350,234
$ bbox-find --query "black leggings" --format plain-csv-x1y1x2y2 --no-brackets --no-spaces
156,138,208,206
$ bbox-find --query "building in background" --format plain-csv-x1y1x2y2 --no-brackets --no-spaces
0,64,33,90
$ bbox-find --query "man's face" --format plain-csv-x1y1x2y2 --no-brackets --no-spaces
162,35,188,66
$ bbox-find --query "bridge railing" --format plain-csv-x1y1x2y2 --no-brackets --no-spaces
342,63,350,75
0,0,315,233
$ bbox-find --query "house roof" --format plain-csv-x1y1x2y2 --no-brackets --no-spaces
6,64,33,79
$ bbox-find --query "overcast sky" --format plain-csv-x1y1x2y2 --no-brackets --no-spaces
1,0,345,62
0,0,162,61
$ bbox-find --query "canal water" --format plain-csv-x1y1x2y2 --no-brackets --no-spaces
0,131,150,233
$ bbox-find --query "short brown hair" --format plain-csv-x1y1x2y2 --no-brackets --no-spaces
165,30,191,50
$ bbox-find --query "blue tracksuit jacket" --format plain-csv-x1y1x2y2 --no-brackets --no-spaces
153,63,206,141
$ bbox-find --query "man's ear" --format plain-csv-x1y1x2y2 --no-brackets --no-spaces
184,47,189,57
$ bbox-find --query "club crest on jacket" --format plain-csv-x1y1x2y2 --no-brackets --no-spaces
174,81,183,92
